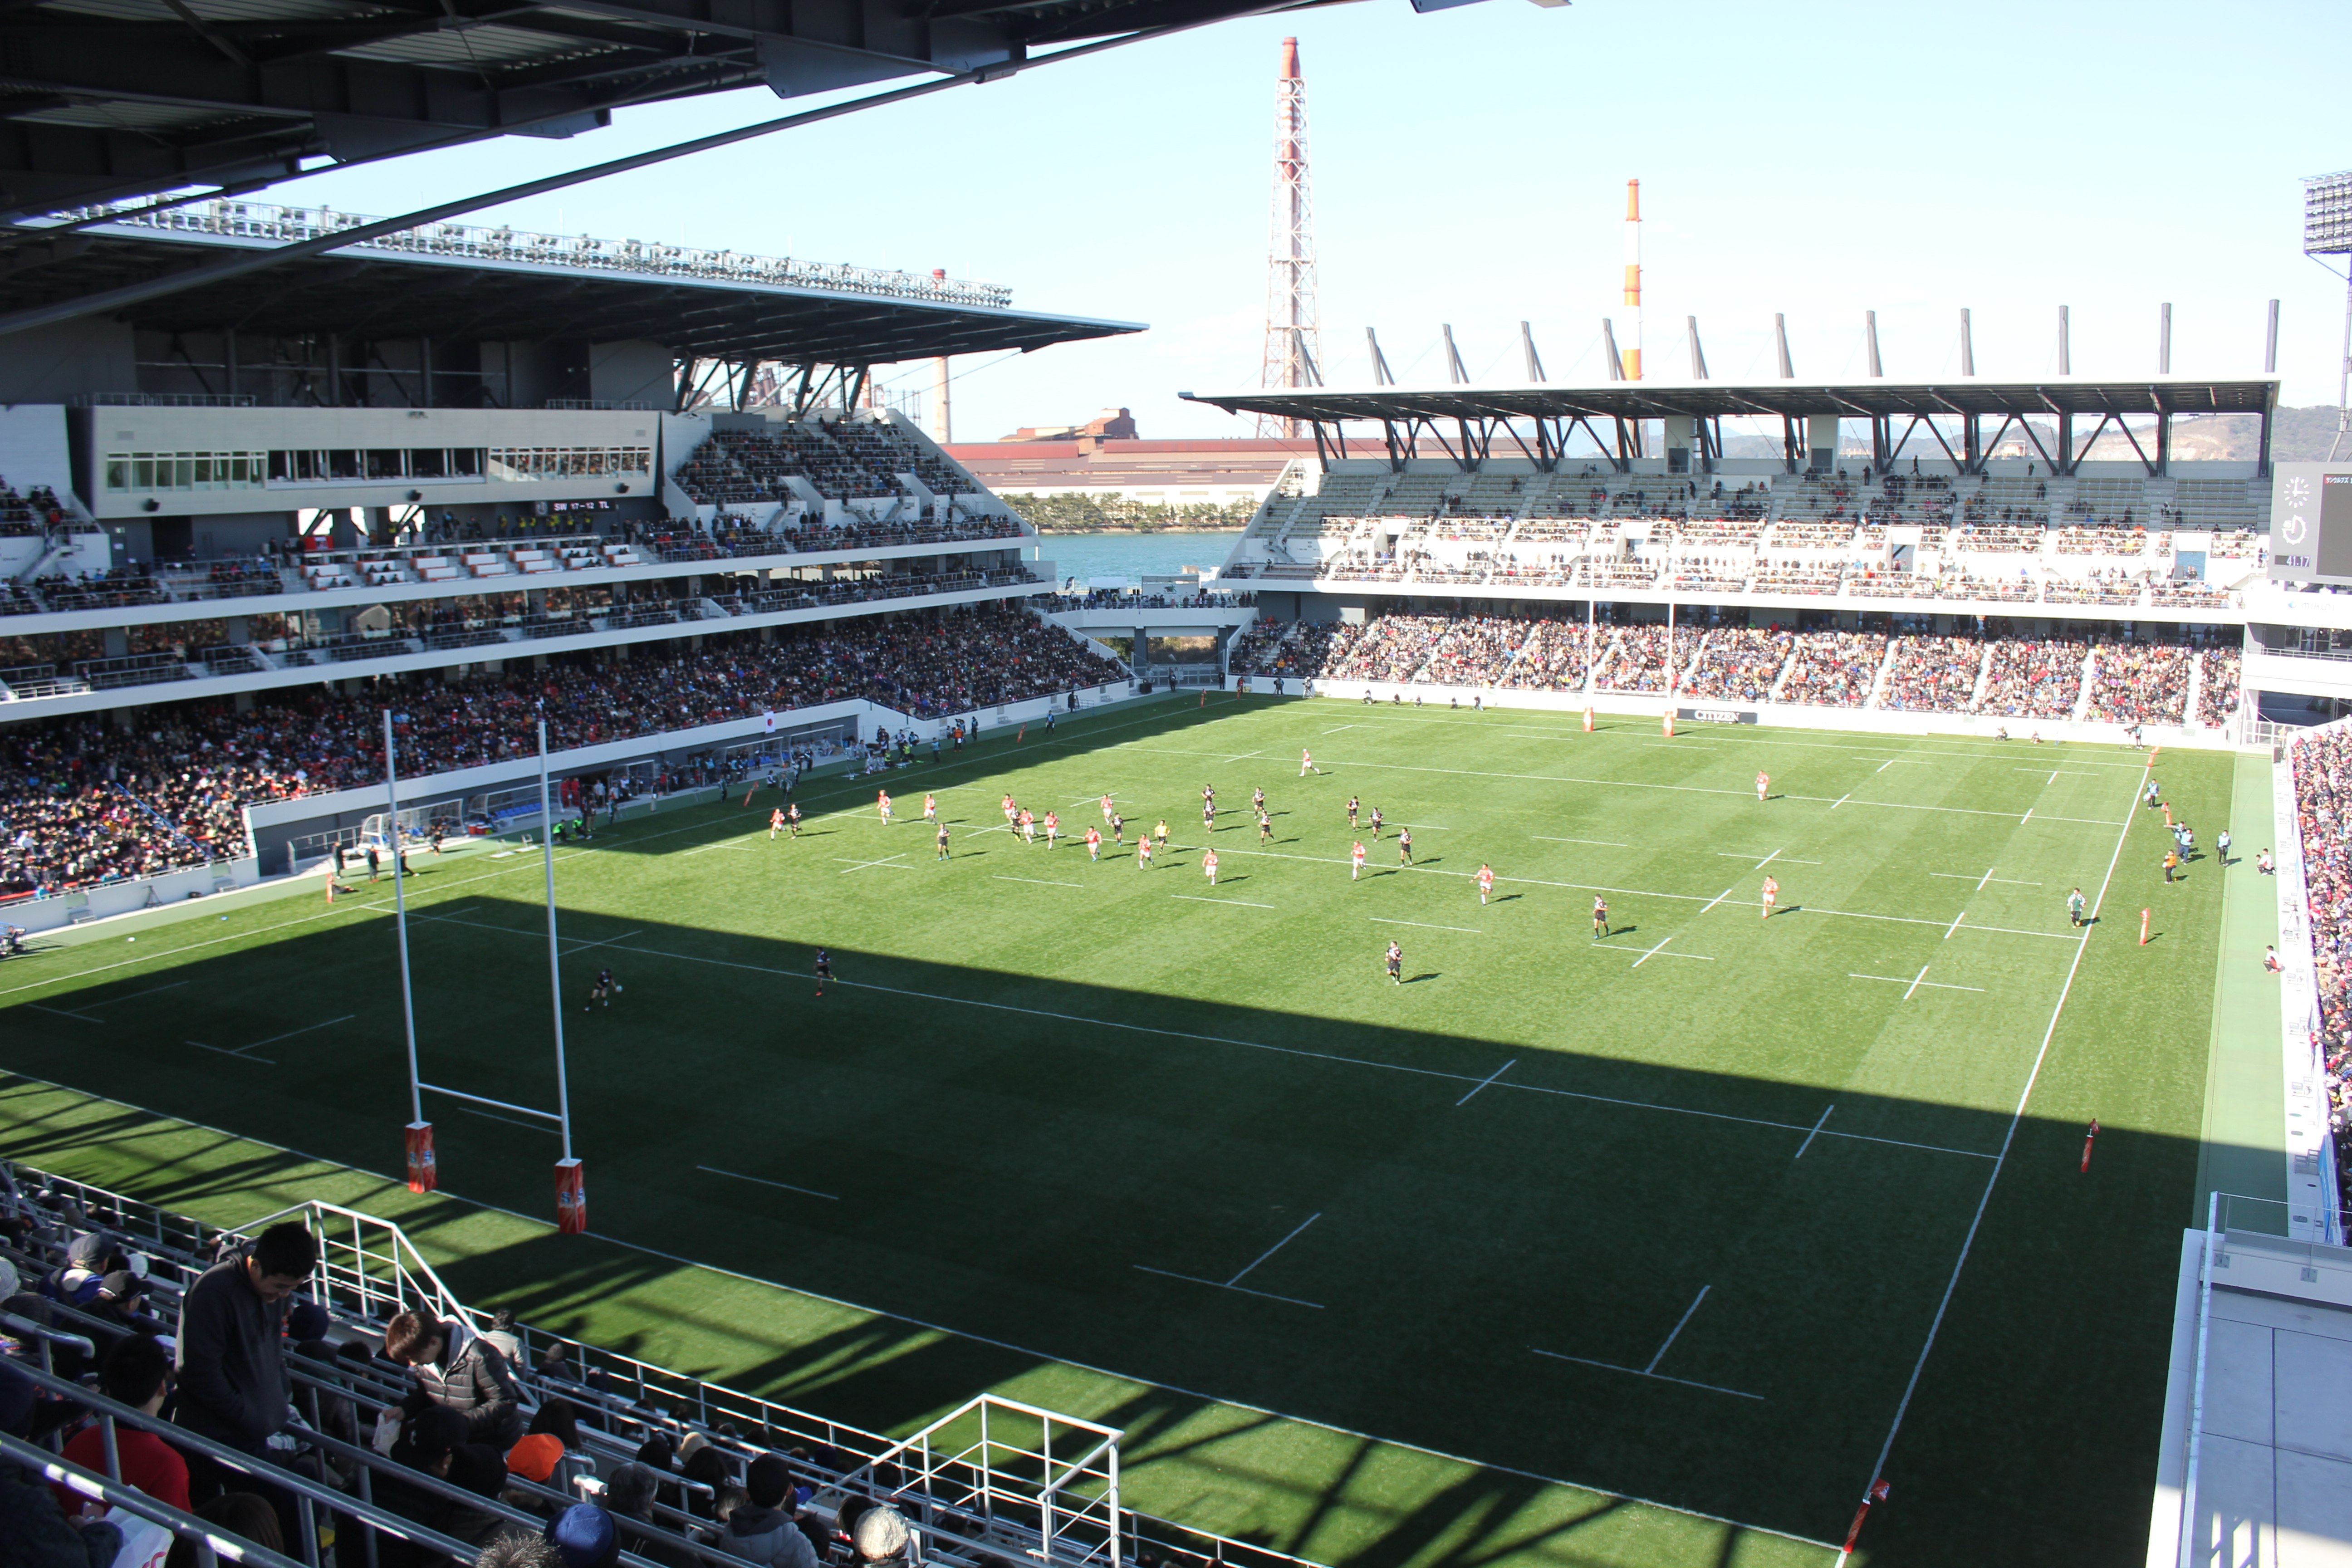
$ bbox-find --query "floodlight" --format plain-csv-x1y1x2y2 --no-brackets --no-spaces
2306,170,2352,256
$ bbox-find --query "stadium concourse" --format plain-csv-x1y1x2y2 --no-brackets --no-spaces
0,606,1123,899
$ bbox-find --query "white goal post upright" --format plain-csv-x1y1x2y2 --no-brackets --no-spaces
385,709,434,1194
537,718,585,1234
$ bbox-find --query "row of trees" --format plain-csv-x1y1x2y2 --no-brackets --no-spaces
1000,491,1257,533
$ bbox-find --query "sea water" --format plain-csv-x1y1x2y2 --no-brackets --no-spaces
1027,531,1241,587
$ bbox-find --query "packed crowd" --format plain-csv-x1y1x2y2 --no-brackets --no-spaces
0,608,1122,900
2289,727,2352,1236
0,480,65,532
0,1174,1132,1568
1230,613,2245,723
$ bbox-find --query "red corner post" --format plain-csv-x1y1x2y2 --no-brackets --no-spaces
404,1122,437,1194
1838,1479,1891,1562
555,1158,587,1235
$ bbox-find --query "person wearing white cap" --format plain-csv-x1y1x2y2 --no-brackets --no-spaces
853,1504,915,1567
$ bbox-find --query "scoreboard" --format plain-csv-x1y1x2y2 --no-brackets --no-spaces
2269,464,2352,583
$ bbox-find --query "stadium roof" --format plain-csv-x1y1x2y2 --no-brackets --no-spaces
0,0,1362,218
1181,375,2283,426
0,203,1142,361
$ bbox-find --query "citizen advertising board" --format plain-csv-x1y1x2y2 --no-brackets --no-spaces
1676,706,1759,725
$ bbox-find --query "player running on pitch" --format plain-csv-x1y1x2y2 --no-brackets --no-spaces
1760,874,1779,919
1346,795,1360,829
1137,834,1154,871
1385,941,1403,984
1351,839,1367,881
1397,827,1413,865
1593,896,1608,939
1100,793,1115,825
922,793,937,825
1202,794,1216,832
1019,808,1036,846
1476,863,1494,905
813,948,832,997
586,967,619,1011
1253,786,1266,815
1367,805,1384,841
1085,825,1102,862
1155,818,1170,849
2068,887,2086,927
1755,769,1770,802
1044,810,1060,849
877,790,893,825
769,807,786,840
1258,808,1273,844
786,802,802,838
1301,748,1320,776
1202,848,1220,887
1111,813,1126,848
936,821,951,861
1002,793,1019,828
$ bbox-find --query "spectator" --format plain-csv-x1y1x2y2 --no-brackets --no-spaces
721,1454,817,1568
604,1462,699,1568
851,1505,914,1568
56,1333,187,1518
172,1221,315,1485
384,1310,526,1450
544,1504,619,1568
162,1494,281,1568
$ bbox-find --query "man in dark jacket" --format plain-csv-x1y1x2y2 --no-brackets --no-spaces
383,1310,525,1449
721,1454,816,1568
172,1221,314,1452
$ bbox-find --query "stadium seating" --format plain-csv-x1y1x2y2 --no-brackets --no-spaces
2288,729,2352,1237
0,607,1122,901
1228,614,2245,735
0,1165,1243,1568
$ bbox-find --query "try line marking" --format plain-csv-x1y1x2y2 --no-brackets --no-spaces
1842,777,2141,1554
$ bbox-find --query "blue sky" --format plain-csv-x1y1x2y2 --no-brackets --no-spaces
280,0,2350,440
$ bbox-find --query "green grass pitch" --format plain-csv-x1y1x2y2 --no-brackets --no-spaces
0,694,2239,1567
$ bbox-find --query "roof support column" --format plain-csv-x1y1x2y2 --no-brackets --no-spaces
2155,404,2170,476
1964,411,1981,474
1782,415,1799,475
2057,408,2074,475
1381,419,1403,474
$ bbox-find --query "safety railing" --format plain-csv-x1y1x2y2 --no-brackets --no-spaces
5,1162,1330,1568
842,1397,1122,1568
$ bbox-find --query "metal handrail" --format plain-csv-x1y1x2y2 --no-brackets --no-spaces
4,1430,307,1568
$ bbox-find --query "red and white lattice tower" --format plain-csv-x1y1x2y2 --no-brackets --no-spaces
1256,37,1320,439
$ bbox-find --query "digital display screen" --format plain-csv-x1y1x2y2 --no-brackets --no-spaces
2269,465,2352,583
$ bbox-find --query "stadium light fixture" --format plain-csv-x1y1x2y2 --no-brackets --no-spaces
2308,172,2352,460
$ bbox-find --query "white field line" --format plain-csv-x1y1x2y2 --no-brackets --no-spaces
1943,910,1967,941
1840,773,2142,1555
1592,944,1715,963
832,855,913,874
1793,1105,1834,1160
188,1041,276,1065
696,1164,840,1202
1455,1059,1516,1106
994,876,1083,889
1114,745,2127,824
1206,846,2082,943
27,1003,99,1022
456,1105,550,1132
1,1061,1838,1552
1630,932,1683,969
1848,973,1987,995
1370,917,1480,933
1173,896,1275,910
1645,1285,1711,1373
1535,837,1629,848
561,928,643,956
1928,871,2042,888
589,938,1990,1159
1901,965,1931,1001
1226,1211,1321,1286
1529,1347,1764,1402
1131,1265,1324,1310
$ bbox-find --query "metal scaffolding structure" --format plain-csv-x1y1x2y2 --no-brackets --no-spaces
1256,36,1322,441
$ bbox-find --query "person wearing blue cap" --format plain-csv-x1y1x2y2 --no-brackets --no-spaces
545,1502,619,1568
